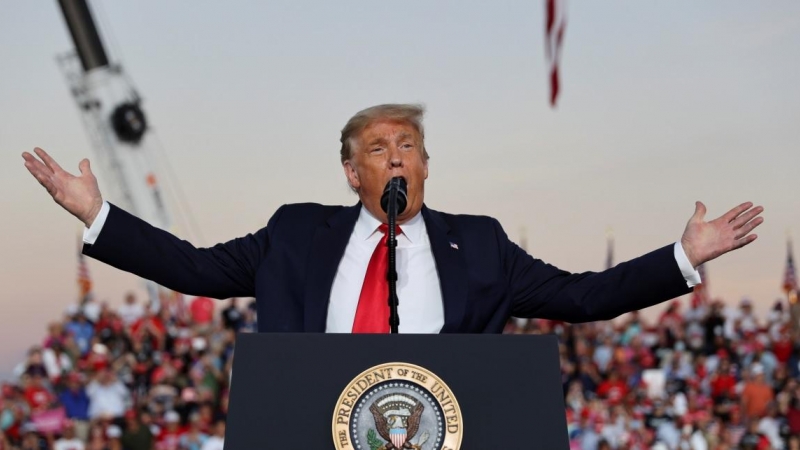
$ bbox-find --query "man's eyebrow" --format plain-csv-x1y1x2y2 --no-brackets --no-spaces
366,137,387,146
397,132,414,141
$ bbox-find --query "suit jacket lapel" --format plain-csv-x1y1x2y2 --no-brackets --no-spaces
303,203,361,332
423,206,468,333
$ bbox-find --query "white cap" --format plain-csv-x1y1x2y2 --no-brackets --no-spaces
751,363,764,376
92,343,108,355
106,425,122,438
165,410,181,423
191,337,207,351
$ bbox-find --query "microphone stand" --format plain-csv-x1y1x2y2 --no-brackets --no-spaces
387,182,400,334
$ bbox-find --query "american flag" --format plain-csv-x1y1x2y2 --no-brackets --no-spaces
544,0,568,107
77,237,92,299
783,239,797,294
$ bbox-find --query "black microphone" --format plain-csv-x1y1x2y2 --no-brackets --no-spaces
380,177,407,215
380,176,406,334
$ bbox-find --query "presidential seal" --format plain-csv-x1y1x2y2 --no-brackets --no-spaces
333,362,463,450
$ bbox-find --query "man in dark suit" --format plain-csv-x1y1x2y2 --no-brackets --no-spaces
23,104,763,333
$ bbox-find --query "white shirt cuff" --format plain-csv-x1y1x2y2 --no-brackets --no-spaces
674,241,702,288
82,201,110,245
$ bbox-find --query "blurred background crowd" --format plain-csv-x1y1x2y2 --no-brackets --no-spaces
0,292,252,450
2,282,800,449
510,294,800,450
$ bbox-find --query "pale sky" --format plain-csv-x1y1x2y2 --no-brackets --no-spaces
1,1,799,380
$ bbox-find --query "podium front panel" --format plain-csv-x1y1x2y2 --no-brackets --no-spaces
226,333,568,449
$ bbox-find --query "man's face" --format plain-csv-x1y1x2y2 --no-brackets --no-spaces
343,119,428,224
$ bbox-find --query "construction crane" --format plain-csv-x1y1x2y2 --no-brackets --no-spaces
56,0,197,306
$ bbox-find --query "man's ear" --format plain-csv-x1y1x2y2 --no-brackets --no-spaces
343,160,360,190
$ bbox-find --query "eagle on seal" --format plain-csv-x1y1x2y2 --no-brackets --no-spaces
369,400,424,449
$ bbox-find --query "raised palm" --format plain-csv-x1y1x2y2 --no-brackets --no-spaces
22,147,104,227
680,201,764,268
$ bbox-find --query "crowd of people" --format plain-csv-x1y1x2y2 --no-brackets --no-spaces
0,292,254,450
505,297,800,450
2,289,799,449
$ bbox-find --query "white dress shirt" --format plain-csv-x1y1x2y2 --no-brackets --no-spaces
326,206,444,333
83,201,701,331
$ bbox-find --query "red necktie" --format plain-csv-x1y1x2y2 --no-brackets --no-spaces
352,224,400,333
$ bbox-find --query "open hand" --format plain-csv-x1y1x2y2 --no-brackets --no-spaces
22,147,104,227
680,201,764,268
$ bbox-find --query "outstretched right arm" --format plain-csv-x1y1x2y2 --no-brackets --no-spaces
23,147,268,298
82,201,273,298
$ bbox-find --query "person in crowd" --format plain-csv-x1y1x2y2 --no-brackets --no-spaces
189,297,214,330
199,420,225,450
22,371,53,414
105,425,122,450
117,293,144,327
220,298,242,332
65,310,94,357
53,420,85,450
120,409,154,450
18,423,47,450
155,410,183,450
179,413,208,450
42,341,73,382
742,362,776,421
86,368,129,421
58,372,90,441
84,423,107,450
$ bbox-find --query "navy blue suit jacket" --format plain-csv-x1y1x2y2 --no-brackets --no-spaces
83,202,691,333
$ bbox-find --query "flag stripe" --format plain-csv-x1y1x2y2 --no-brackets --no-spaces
544,0,568,106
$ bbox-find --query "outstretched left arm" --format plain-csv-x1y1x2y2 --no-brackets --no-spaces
505,201,764,322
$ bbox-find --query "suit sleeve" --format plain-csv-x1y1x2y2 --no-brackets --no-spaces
82,202,284,299
498,220,692,322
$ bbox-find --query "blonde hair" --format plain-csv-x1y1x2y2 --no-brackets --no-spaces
339,104,429,164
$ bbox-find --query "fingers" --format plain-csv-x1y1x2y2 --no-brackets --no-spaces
722,201,754,223
22,151,54,177
33,147,64,175
733,234,758,250
732,206,764,230
28,165,57,196
734,216,764,240
22,150,62,198
23,157,52,186
692,201,707,222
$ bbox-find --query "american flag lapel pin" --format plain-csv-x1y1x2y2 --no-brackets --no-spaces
450,242,459,250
